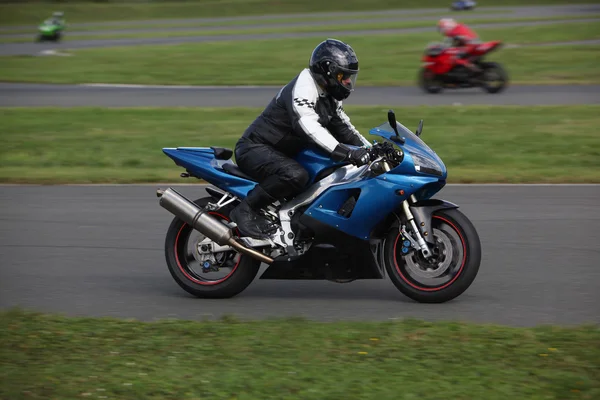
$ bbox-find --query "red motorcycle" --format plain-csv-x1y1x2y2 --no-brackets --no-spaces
418,39,508,94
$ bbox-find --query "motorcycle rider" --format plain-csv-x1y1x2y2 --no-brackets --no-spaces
49,11,65,26
229,38,372,240
437,18,481,73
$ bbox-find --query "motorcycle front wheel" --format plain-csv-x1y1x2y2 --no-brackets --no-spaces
384,208,482,303
418,68,444,94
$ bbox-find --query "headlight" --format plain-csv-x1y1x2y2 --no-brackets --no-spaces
410,152,443,176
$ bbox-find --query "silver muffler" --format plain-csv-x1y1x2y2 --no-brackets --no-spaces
157,187,273,264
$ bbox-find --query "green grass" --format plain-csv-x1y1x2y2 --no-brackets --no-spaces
1,0,594,26
1,308,599,400
0,9,486,34
1,22,599,86
2,14,598,44
1,105,599,184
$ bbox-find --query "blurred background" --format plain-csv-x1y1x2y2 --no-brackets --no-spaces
0,1,599,399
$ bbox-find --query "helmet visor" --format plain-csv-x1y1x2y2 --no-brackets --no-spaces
336,70,358,91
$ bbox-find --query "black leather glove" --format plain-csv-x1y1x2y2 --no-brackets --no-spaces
331,144,371,166
348,147,370,166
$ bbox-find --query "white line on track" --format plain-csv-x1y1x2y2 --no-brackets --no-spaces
79,83,281,89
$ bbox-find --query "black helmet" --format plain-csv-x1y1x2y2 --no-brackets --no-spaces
309,38,359,101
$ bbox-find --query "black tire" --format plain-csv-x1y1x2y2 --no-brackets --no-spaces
480,61,508,94
164,196,262,299
384,208,482,303
418,67,444,94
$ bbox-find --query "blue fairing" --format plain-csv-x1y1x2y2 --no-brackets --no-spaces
303,173,445,240
162,145,353,197
162,118,448,240
162,147,256,198
293,147,353,183
369,121,447,180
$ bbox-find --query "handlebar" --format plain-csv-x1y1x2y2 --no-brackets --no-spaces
368,141,404,165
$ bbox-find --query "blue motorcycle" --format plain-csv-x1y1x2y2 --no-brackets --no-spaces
451,0,476,11
157,110,482,303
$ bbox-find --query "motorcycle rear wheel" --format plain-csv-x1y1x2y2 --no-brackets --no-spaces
480,61,508,94
164,196,262,299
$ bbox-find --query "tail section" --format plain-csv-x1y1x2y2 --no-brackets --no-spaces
162,146,256,199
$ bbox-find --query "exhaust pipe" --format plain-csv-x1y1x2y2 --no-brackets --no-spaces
157,187,273,264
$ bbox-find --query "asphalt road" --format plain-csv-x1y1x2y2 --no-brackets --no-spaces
2,82,599,107
3,4,599,38
0,184,598,327
2,17,599,56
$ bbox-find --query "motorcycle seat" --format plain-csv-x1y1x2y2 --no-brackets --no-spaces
222,162,256,182
211,146,233,160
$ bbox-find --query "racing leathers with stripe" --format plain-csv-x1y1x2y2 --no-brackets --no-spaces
229,68,371,239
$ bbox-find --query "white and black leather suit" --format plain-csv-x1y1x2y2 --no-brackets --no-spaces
235,67,371,200
230,38,371,239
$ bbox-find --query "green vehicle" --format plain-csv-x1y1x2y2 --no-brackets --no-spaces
37,12,65,42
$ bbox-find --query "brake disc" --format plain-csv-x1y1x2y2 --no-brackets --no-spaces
404,228,454,278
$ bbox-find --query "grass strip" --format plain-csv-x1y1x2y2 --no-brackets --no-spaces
2,14,597,43
0,9,502,34
1,105,599,184
1,22,598,86
1,0,594,26
1,308,599,400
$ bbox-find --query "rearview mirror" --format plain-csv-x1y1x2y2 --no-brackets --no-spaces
387,110,399,136
416,119,424,137
387,109,406,144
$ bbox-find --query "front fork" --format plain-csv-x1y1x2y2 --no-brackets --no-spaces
379,160,434,257
401,195,433,259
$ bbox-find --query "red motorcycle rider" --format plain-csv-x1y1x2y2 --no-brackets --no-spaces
437,18,481,73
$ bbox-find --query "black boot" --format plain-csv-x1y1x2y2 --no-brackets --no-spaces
229,186,278,239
